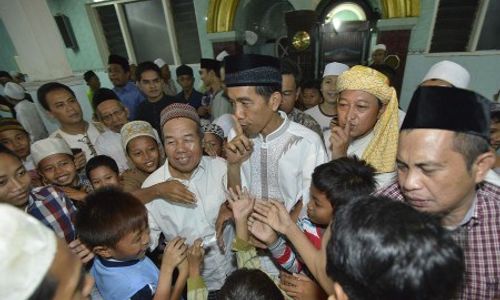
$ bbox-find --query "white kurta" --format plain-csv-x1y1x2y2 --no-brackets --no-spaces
142,156,236,291
50,122,102,160
230,112,328,211
14,100,48,142
94,130,130,173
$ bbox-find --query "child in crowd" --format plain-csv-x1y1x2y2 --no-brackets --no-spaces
31,137,93,206
325,196,464,300
251,157,375,273
0,118,42,186
85,155,121,189
250,157,376,295
202,123,225,158
76,188,188,300
187,186,285,300
300,79,322,110
120,120,195,205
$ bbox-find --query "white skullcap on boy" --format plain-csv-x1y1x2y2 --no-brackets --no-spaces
31,137,72,166
421,60,471,89
0,203,57,300
323,62,349,77
154,58,166,68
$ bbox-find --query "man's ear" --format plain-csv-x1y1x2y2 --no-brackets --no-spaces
93,245,113,258
473,150,496,183
270,91,282,112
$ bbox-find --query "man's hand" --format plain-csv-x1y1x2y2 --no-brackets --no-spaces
225,116,253,165
187,238,205,277
68,239,94,264
204,142,218,157
280,272,328,300
329,122,351,159
197,106,209,117
251,200,294,235
215,202,233,250
155,180,196,204
248,216,278,246
73,151,87,170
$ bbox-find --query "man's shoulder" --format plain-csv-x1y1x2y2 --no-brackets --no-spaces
287,120,323,146
30,185,65,201
375,181,405,201
304,105,320,116
141,165,165,188
201,155,227,171
478,182,500,211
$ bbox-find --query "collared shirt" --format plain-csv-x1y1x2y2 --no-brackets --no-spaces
95,130,130,173
377,182,500,299
142,156,236,291
113,82,145,120
175,89,204,109
50,122,104,161
287,108,323,139
26,185,77,243
209,89,232,121
136,94,179,135
14,100,48,142
230,111,327,212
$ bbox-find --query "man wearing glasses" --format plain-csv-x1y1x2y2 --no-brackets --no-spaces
93,88,131,172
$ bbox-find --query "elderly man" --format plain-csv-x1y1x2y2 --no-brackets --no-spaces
0,204,94,299
142,103,235,296
93,88,130,172
326,65,400,188
378,86,500,299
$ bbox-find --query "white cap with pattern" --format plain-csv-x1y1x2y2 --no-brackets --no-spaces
323,62,349,78
31,137,72,166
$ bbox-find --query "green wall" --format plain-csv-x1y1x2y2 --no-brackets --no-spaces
0,19,19,71
46,0,104,72
399,0,500,109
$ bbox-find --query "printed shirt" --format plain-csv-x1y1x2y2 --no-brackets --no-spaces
377,181,500,299
26,185,77,243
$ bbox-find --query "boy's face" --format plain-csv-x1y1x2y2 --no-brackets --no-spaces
87,76,100,91
177,75,194,91
203,132,223,157
106,226,150,261
0,129,31,160
89,166,120,190
321,75,339,105
46,89,83,126
491,120,500,150
0,153,31,207
307,184,334,225
38,153,78,187
302,88,322,109
127,136,160,174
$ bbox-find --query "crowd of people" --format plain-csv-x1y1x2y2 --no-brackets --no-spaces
0,46,499,300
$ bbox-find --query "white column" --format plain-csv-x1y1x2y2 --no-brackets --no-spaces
0,0,73,81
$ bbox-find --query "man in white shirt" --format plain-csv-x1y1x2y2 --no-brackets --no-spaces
142,103,235,294
3,82,48,141
38,82,104,166
92,88,130,173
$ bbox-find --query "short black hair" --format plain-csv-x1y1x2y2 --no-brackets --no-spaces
301,79,321,91
312,157,376,208
452,132,491,171
136,61,161,82
83,70,97,82
280,58,302,86
491,110,500,123
85,155,119,181
255,85,281,102
75,187,148,249
0,143,21,161
218,268,284,300
326,195,464,300
37,82,76,111
0,70,12,79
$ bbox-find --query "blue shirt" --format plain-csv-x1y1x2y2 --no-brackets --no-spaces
91,256,159,300
113,82,145,120
176,89,204,109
